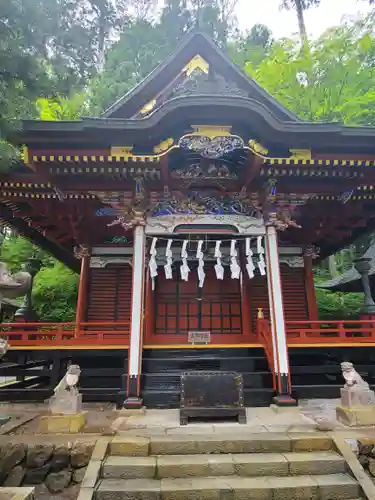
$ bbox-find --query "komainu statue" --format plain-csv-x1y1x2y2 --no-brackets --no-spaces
49,365,83,415
341,361,369,390
0,337,8,359
54,364,81,397
336,361,375,426
340,361,374,408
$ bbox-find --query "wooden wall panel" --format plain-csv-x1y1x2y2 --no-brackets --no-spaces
250,265,309,327
86,264,132,326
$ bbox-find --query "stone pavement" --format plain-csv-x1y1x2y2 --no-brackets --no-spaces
112,401,375,445
114,405,322,435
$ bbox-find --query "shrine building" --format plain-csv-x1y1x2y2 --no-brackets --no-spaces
2,32,375,408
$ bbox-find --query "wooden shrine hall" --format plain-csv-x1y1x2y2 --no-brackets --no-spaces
2,31,375,408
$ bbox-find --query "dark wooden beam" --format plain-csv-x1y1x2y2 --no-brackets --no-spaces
0,203,79,272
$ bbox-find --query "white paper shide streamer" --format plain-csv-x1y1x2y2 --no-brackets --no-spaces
148,237,158,290
196,240,205,288
214,240,224,280
245,237,255,279
257,236,266,276
147,237,267,288
230,239,241,279
180,240,190,281
164,239,173,280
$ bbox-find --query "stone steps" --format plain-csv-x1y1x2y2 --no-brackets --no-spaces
102,451,346,479
96,474,361,500
109,433,335,456
92,434,364,500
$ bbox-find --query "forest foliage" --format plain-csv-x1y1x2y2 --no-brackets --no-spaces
1,0,374,321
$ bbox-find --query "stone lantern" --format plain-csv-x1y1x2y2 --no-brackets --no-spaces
14,257,42,321
354,257,375,315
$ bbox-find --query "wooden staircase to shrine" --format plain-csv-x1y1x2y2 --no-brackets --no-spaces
141,348,274,409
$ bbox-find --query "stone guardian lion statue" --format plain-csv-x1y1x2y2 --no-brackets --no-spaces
341,361,369,390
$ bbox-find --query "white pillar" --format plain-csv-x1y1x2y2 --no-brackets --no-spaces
265,225,296,405
125,223,146,408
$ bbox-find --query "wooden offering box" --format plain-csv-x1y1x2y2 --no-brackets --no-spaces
180,371,246,425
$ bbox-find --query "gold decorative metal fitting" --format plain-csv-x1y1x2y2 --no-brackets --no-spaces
153,138,174,154
289,149,312,160
110,146,134,159
249,140,268,156
140,99,156,115
190,125,232,138
257,308,264,319
183,55,209,76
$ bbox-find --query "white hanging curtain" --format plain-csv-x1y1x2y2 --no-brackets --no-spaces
148,237,158,290
196,240,205,288
257,236,266,276
164,239,173,280
180,240,190,281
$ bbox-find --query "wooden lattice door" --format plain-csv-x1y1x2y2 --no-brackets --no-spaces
147,265,246,345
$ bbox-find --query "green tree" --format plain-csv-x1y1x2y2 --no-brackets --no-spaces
32,263,78,322
90,19,169,113
244,16,375,125
0,235,78,322
230,24,273,67
280,0,321,45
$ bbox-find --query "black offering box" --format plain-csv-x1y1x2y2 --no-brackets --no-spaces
180,371,246,425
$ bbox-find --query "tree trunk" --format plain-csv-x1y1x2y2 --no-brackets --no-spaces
295,0,308,46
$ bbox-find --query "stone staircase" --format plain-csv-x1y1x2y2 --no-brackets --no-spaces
94,433,364,499
141,348,274,409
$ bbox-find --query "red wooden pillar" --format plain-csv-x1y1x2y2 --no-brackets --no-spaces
304,254,318,322
75,246,90,337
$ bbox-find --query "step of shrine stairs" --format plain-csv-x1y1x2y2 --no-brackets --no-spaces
94,433,364,500
141,348,274,409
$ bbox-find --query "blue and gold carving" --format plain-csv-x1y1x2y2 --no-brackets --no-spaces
172,162,237,180
151,191,261,218
178,135,244,159
95,207,117,216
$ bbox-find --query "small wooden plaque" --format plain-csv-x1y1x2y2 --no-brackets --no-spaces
188,331,211,345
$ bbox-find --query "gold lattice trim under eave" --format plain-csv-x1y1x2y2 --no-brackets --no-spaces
265,158,375,167
313,194,375,201
260,167,363,178
0,181,53,188
31,155,161,163
0,191,97,199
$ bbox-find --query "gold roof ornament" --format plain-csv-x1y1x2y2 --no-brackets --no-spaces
248,139,268,156
289,149,312,160
139,99,156,115
153,138,174,154
110,146,134,159
183,55,209,76
190,125,232,137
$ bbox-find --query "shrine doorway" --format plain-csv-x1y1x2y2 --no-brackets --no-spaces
145,264,252,345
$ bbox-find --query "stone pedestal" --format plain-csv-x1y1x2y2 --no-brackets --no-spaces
38,411,87,433
336,405,375,427
49,393,83,416
341,387,375,407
